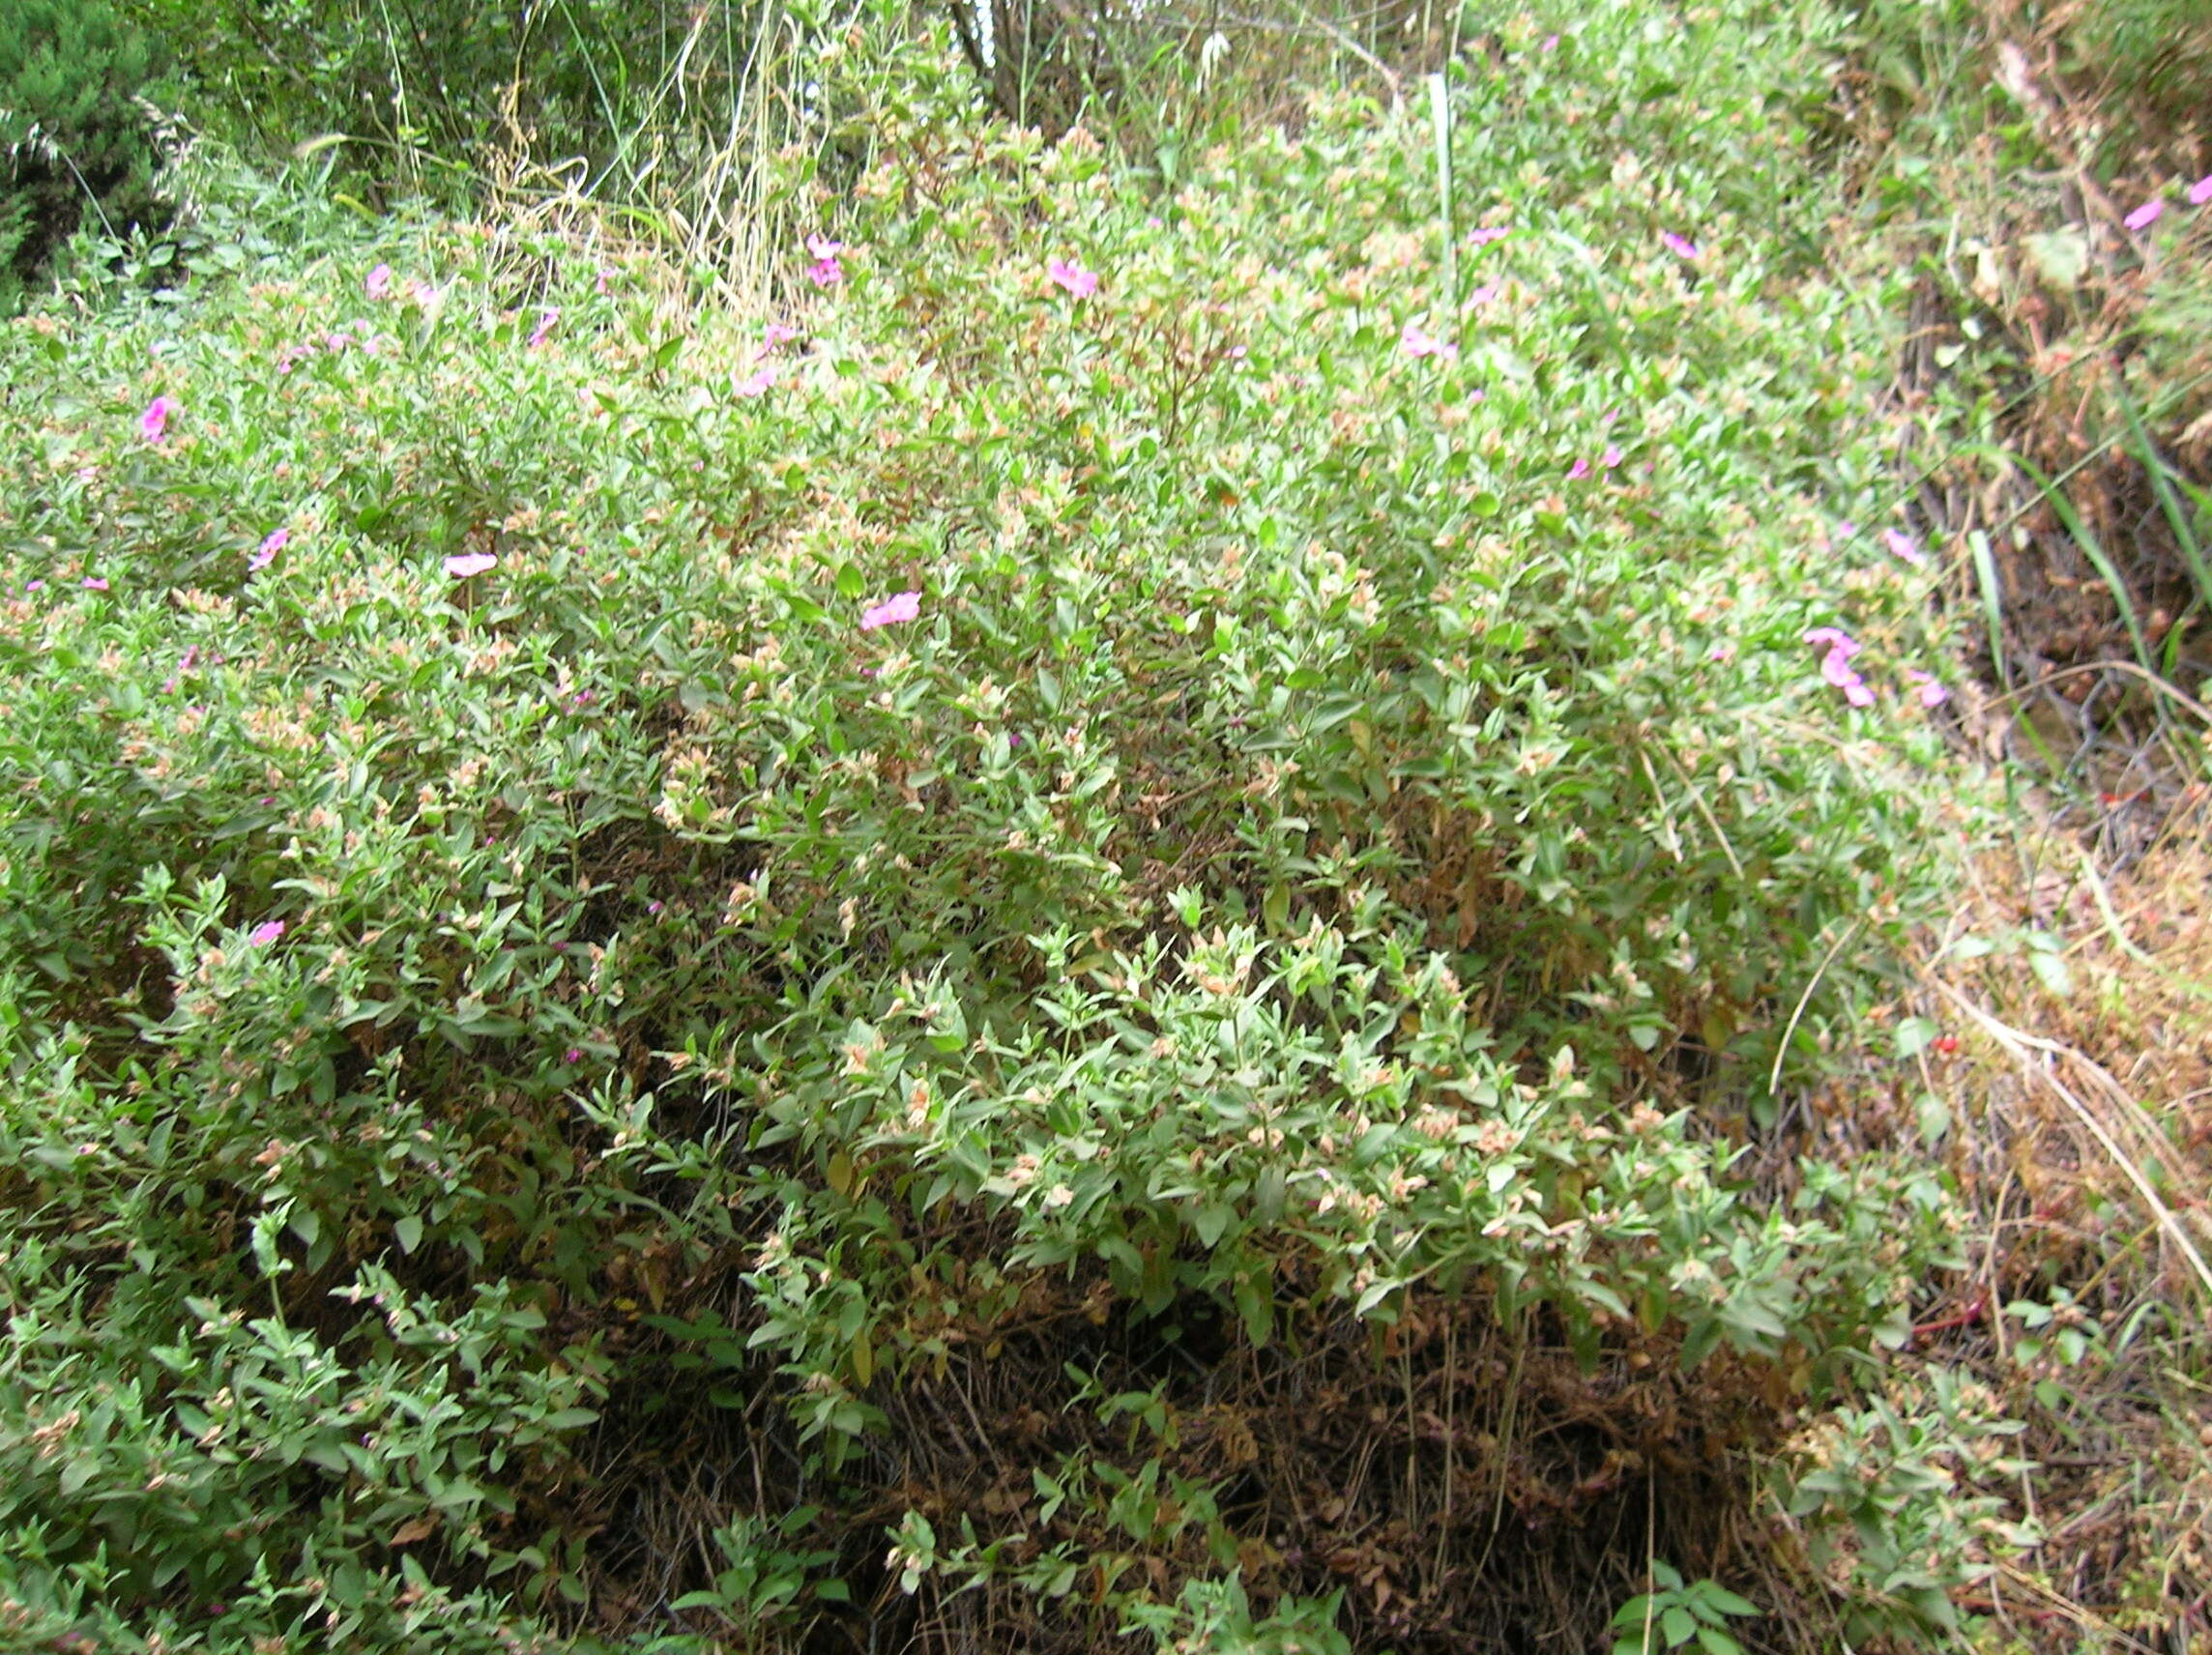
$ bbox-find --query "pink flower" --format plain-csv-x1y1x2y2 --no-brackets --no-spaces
765,321,800,348
1048,256,1099,300
82,576,108,591
1883,527,1928,567
1661,231,1700,260
1468,282,1500,306
1819,650,1862,690
2124,198,2164,232
444,552,497,578
805,233,846,287
140,395,176,442
1541,32,1558,49
247,920,286,945
364,263,393,300
527,308,559,348
1906,668,1948,709
1400,321,1458,361
1601,444,1622,469
734,366,775,398
1566,456,1590,480
2193,174,2212,208
596,265,616,296
859,590,921,630
564,1046,583,1063
1806,627,1874,707
1468,225,1510,247
250,528,289,570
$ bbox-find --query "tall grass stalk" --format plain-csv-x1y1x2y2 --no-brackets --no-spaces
471,0,860,307
2112,377,2212,620
1965,443,2153,678
1965,528,2008,687
1427,70,1453,318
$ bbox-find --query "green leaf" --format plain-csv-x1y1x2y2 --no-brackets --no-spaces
1718,1291,1789,1345
1190,1202,1234,1248
1893,1016,1938,1059
393,1213,423,1254
1699,1584,1758,1617
2028,948,2073,999
1679,1317,1725,1371
1233,1266,1273,1349
2022,229,2088,290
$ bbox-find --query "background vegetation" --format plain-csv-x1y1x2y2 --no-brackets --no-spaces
0,0,2205,1651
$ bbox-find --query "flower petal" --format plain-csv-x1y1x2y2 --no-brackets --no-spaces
859,590,922,630
1883,527,1929,567
1906,668,1949,709
1048,256,1099,299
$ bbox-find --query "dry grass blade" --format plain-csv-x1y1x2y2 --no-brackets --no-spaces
1931,978,2212,1307
1768,917,1866,1100
1994,1562,2165,1655
1985,659,2212,727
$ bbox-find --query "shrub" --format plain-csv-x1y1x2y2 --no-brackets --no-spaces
2072,0,2212,157
0,4,1997,1647
0,0,169,313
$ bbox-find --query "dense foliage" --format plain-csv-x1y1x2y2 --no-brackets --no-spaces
17,0,2203,1650
0,0,170,313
